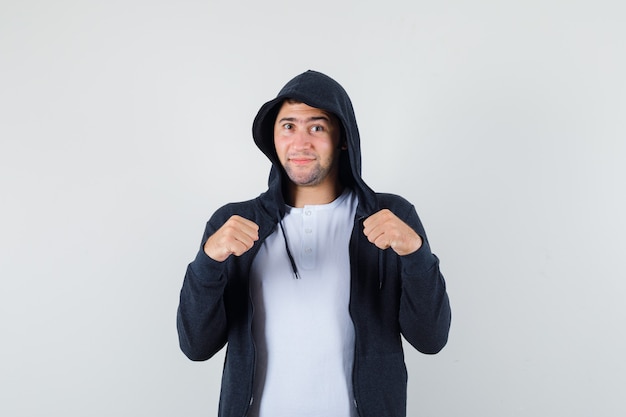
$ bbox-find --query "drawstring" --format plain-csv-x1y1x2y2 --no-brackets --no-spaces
278,217,300,279
278,208,384,286
378,250,384,290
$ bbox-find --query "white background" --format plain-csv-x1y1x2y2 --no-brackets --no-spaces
1,1,624,416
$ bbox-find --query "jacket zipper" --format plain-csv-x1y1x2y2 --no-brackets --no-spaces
350,215,366,417
242,237,266,417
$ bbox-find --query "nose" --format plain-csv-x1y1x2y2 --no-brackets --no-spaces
292,130,311,150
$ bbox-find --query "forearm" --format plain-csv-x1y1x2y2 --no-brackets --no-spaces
398,242,451,354
176,249,229,361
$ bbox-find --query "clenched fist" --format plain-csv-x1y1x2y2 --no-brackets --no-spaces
204,215,259,262
362,209,422,256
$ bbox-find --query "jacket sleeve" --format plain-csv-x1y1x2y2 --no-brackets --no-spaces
176,219,230,361
398,205,451,354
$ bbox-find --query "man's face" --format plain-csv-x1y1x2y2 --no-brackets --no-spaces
273,101,343,188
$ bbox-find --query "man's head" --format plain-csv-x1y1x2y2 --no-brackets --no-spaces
253,71,369,206
273,99,347,191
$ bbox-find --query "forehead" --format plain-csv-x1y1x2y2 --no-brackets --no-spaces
275,100,335,121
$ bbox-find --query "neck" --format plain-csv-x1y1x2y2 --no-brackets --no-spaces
286,181,344,208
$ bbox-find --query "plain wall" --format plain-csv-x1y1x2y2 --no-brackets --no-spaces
1,1,624,416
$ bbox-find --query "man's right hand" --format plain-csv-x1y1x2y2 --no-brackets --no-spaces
204,215,260,262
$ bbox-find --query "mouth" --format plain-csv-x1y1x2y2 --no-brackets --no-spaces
288,156,316,166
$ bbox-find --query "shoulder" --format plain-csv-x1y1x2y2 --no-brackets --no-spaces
208,191,278,228
210,197,263,222
375,192,414,212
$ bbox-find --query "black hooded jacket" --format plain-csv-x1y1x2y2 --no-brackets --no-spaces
177,70,451,417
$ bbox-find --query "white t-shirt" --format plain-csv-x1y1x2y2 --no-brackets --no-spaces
248,190,358,417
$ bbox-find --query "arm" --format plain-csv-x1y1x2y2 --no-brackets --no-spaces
176,224,229,361
397,206,451,354
176,214,259,361
398,238,451,354
364,205,451,354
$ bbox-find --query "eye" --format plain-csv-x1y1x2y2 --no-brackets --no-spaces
283,123,293,130
310,125,325,133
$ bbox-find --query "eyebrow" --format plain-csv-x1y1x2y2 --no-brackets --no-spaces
277,115,331,124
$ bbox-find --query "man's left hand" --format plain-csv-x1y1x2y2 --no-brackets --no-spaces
363,209,423,256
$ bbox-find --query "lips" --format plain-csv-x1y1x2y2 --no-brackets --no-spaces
287,155,316,165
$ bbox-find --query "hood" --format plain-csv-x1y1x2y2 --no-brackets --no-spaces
252,70,376,216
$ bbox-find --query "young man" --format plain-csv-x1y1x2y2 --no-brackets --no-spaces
177,70,451,417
